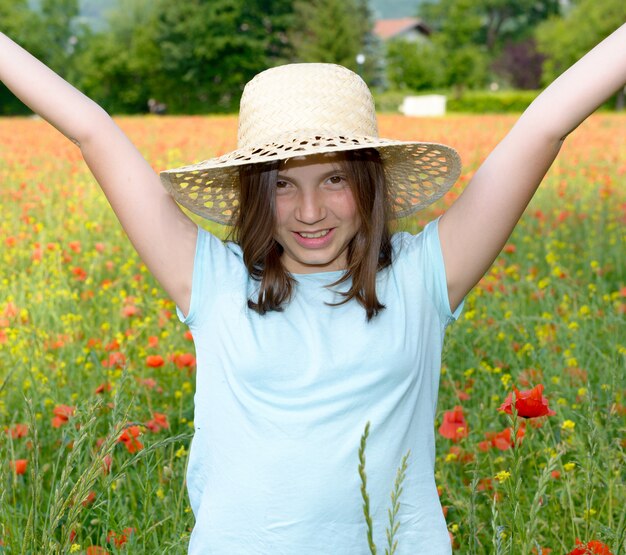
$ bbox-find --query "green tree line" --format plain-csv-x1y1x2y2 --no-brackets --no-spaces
1,0,624,115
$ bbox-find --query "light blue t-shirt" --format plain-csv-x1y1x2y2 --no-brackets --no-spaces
177,218,462,554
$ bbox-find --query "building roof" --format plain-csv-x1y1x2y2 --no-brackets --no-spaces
373,18,431,40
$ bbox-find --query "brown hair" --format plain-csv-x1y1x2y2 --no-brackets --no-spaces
231,148,393,321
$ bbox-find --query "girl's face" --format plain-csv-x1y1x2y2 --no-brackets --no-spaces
274,153,361,274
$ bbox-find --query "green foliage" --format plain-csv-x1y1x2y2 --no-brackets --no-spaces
418,0,560,90
1,113,625,552
71,0,296,114
70,0,162,114
155,0,267,113
2,0,623,115
447,89,540,113
290,0,362,70
374,89,541,114
418,0,490,90
385,451,410,555
1,0,85,113
372,90,411,113
358,421,411,555
421,0,560,52
38,0,80,73
0,0,38,49
0,0,43,114
385,39,444,91
535,0,626,84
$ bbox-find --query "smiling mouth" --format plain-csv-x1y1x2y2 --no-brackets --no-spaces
297,229,331,239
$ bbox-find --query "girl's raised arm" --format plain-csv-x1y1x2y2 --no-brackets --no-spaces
439,23,626,312
0,32,197,316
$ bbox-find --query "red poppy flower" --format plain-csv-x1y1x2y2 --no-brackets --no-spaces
438,406,468,442
94,382,112,394
136,377,161,392
503,243,516,254
71,266,87,281
158,309,172,327
476,478,493,492
173,352,196,369
146,355,165,368
121,304,140,318
10,458,28,475
102,351,126,369
105,339,120,351
32,245,43,262
145,412,170,433
85,547,109,555
148,335,159,348
107,527,134,548
480,424,526,451
102,454,113,475
498,384,556,419
82,491,96,507
567,538,613,555
117,426,143,453
6,423,29,439
51,404,76,428
68,240,81,253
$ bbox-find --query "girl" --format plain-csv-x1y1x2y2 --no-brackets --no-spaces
1,23,624,555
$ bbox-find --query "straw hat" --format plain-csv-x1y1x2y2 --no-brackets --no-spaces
159,63,461,225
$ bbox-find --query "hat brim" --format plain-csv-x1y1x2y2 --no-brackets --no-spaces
160,133,461,225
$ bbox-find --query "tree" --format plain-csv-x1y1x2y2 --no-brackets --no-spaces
70,0,296,114
418,0,560,90
418,0,490,91
491,38,544,89
290,0,363,71
354,0,384,86
0,0,43,114
535,0,626,83
155,0,271,113
248,0,296,65
38,0,80,73
421,0,560,53
70,0,162,113
385,39,444,91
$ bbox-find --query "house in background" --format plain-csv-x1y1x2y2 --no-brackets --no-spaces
373,18,431,43
373,18,446,116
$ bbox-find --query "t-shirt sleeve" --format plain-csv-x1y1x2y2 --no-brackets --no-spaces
421,217,464,324
175,225,244,328
394,217,464,326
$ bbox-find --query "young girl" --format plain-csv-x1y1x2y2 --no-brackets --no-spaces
1,23,624,555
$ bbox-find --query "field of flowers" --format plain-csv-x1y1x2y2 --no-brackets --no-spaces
0,113,624,554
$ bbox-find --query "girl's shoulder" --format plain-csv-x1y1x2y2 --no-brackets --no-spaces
391,219,439,259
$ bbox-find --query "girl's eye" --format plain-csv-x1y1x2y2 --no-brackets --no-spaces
328,175,346,185
276,180,290,189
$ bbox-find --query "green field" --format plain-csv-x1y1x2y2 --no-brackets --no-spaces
0,114,624,554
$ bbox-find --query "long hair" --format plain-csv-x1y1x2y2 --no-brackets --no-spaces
231,148,393,321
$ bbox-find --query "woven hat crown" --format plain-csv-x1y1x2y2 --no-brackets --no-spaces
159,62,462,224
237,63,379,148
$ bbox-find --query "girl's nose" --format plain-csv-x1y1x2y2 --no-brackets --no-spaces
295,188,326,224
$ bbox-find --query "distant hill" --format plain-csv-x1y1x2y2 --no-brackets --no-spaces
370,0,424,19
74,0,425,28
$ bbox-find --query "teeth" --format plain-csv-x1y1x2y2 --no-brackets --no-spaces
299,229,330,238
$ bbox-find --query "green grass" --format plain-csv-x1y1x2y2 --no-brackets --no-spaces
0,114,624,554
